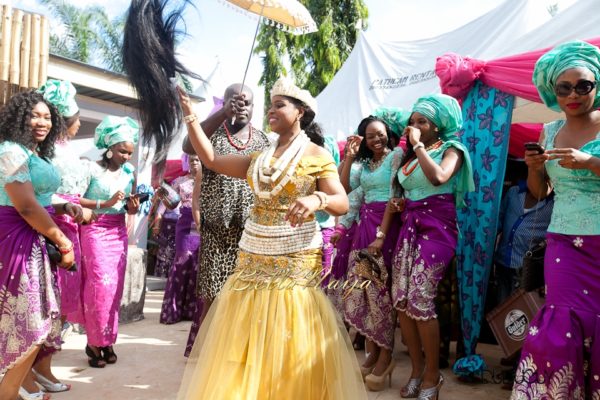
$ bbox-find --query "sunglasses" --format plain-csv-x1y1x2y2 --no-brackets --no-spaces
554,79,596,97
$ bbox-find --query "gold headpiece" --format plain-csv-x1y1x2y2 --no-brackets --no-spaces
270,77,318,116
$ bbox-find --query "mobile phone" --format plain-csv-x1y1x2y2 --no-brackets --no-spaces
124,192,151,211
124,192,150,203
524,142,545,154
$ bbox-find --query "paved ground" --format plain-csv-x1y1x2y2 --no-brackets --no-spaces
46,290,512,400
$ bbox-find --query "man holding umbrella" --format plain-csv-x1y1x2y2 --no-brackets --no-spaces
182,83,270,355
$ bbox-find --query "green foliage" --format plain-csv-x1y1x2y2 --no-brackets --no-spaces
255,0,368,125
40,0,124,73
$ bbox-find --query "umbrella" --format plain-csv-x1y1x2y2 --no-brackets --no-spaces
220,0,317,88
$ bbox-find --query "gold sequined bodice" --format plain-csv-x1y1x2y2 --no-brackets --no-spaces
246,154,338,227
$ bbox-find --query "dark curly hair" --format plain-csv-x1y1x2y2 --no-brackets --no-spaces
0,90,64,159
285,96,324,147
355,115,394,162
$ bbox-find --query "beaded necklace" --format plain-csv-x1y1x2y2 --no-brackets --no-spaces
252,131,310,199
401,140,444,176
224,122,253,151
367,149,390,172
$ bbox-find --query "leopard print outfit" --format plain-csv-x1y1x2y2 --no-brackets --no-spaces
196,124,270,300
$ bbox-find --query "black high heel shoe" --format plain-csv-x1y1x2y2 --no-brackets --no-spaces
85,345,106,368
101,346,118,364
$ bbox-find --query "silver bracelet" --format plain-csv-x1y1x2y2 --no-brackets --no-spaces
96,199,101,209
413,142,425,151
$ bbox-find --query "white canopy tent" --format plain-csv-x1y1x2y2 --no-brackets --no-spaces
317,0,600,140
501,0,600,124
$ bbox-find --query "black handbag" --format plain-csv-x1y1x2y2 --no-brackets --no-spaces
44,239,77,271
520,240,546,292
45,240,62,264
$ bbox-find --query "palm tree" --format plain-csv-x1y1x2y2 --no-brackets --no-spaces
93,12,126,73
40,0,195,86
41,0,106,64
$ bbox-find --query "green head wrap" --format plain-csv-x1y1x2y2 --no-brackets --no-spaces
372,107,411,138
37,79,79,118
533,40,600,112
411,94,473,208
94,116,140,150
411,94,463,140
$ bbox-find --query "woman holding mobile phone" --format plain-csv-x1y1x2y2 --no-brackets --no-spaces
78,116,140,368
511,41,600,399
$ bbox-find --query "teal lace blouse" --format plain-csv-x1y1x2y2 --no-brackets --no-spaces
52,141,92,196
83,161,135,214
543,120,600,235
0,141,60,207
398,141,470,204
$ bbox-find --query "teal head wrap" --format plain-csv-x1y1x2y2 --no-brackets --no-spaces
94,116,140,150
533,40,600,112
411,93,463,140
412,94,473,208
372,107,411,138
37,79,79,117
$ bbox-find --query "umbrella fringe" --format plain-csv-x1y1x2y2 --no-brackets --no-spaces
217,0,317,35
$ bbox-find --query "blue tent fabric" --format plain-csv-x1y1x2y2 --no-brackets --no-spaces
452,81,513,376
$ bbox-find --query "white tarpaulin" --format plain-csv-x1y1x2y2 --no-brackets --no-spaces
316,0,558,140
500,0,600,124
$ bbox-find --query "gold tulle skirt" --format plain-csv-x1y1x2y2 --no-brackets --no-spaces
177,250,367,400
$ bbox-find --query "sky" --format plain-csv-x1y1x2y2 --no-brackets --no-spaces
12,0,576,126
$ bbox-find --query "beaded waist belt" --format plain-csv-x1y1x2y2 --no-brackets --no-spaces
239,219,323,255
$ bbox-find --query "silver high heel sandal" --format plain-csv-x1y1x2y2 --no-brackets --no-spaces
400,377,422,398
33,370,70,393
417,374,444,400
18,387,48,400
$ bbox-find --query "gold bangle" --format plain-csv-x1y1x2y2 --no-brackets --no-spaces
314,191,329,210
184,113,198,124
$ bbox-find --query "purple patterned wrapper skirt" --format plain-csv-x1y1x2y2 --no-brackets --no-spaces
52,193,83,318
511,232,600,400
320,226,335,281
0,206,61,374
79,213,128,347
160,207,201,324
391,194,457,321
326,223,357,317
343,201,398,350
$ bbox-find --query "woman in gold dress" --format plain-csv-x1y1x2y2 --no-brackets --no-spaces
177,78,367,399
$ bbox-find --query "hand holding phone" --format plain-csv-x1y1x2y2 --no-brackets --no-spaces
124,192,151,212
524,142,545,155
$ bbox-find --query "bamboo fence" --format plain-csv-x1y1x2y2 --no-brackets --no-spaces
0,6,49,105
